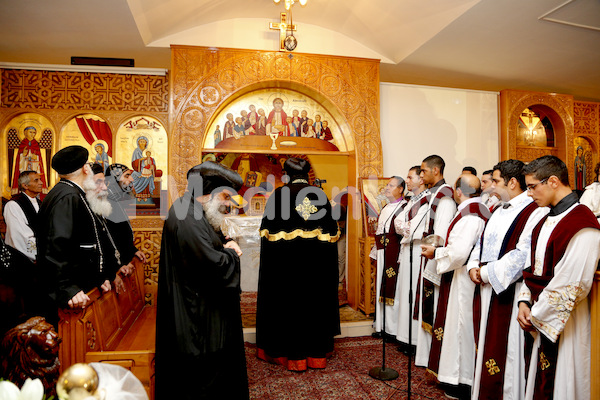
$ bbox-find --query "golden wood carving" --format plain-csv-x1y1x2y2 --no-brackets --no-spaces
1,69,168,112
574,101,600,182
169,46,382,197
500,89,575,183
169,46,382,311
133,227,162,306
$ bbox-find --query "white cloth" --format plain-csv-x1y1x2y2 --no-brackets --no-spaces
373,200,407,335
3,195,39,261
469,192,548,399
415,183,456,367
518,204,600,400
394,191,429,345
580,181,600,217
89,362,148,400
434,198,486,386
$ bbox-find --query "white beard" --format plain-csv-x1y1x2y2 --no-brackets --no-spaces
84,174,113,218
202,195,226,233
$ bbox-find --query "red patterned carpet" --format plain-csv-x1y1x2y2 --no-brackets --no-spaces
245,336,446,399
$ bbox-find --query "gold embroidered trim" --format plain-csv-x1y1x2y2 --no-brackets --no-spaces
260,227,341,243
426,368,438,378
378,296,395,306
434,327,444,341
422,322,433,334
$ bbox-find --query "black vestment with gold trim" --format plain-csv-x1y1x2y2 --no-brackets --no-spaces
256,181,341,371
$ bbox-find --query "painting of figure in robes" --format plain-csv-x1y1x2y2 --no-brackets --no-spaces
131,136,157,205
11,126,48,194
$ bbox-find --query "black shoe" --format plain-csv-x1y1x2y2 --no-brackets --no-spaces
372,331,382,339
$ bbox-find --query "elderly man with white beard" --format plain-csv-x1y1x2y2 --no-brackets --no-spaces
88,163,129,294
155,161,249,400
38,146,115,326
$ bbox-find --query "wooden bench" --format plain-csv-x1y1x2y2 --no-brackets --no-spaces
58,258,155,399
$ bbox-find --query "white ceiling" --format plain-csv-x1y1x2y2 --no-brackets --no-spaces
1,0,599,101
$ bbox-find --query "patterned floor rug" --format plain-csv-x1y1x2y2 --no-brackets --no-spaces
241,289,360,328
246,336,446,399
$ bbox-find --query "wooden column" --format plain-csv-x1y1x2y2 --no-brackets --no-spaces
592,270,600,399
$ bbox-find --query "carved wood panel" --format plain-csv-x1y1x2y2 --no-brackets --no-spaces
132,218,163,306
500,90,575,184
1,69,168,112
169,46,383,198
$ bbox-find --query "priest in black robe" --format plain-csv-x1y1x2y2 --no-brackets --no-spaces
155,161,249,400
256,157,341,371
104,163,147,276
38,146,115,324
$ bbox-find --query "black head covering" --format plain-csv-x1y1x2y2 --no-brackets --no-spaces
105,163,134,199
90,163,105,175
283,157,311,181
187,161,243,197
51,145,89,175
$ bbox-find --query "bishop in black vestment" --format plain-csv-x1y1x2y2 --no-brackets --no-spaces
155,161,249,400
256,157,341,371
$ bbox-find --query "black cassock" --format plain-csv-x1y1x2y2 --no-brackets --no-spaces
38,180,116,318
256,181,341,371
155,193,249,400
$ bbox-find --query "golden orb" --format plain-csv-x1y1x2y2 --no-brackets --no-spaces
56,363,99,400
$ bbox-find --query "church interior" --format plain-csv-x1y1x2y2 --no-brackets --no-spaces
1,0,600,398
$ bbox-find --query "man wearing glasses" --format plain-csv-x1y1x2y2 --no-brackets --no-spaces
517,155,600,399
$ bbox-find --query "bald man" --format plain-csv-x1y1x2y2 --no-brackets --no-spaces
421,174,490,399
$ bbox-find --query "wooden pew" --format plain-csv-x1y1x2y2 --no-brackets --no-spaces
58,258,155,399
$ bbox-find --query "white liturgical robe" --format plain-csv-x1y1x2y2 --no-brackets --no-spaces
434,197,486,386
415,182,456,367
373,199,407,335
394,190,429,345
469,192,548,400
519,203,600,400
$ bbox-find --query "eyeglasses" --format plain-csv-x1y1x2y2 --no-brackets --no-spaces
526,178,548,192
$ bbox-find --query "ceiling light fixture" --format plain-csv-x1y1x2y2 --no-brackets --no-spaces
274,0,307,11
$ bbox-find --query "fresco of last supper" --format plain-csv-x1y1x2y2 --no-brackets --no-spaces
203,88,352,153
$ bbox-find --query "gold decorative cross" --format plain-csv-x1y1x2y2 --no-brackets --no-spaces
295,197,317,220
486,359,500,375
269,12,296,51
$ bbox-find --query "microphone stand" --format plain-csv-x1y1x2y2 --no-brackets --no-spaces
404,201,431,399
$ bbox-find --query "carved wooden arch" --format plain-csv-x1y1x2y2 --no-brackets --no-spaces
168,46,383,199
500,89,575,183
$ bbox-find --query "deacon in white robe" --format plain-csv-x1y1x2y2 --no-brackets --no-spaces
394,189,429,346
468,160,549,400
468,191,547,400
371,177,407,336
422,175,488,392
415,155,456,367
517,156,600,400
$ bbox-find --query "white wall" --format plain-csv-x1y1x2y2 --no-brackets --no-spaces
380,82,499,184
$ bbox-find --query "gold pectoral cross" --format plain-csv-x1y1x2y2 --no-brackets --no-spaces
269,12,296,51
